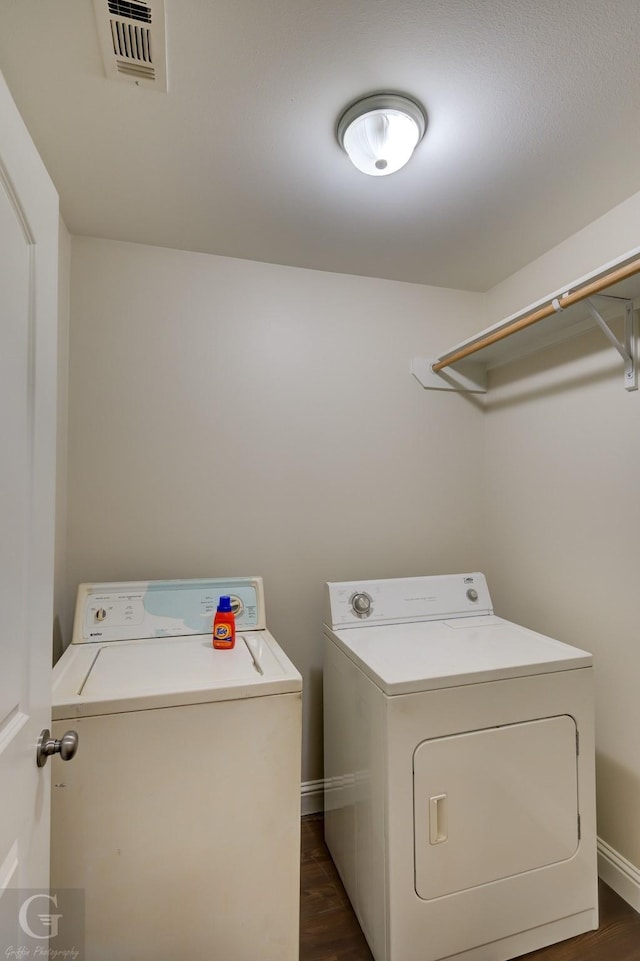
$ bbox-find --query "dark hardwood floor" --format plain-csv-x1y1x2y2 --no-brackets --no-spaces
300,814,640,961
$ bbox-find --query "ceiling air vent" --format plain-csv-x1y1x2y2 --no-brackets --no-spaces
93,0,167,90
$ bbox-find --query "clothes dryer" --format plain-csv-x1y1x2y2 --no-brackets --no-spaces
51,577,302,961
323,572,597,961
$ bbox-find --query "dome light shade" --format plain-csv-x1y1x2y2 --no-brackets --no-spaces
337,94,427,177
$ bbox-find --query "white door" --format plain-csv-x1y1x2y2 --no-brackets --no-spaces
413,715,579,900
0,65,59,936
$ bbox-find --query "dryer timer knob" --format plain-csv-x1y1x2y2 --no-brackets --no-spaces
351,592,372,618
466,588,479,602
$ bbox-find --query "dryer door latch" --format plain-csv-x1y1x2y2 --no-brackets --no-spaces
429,794,448,844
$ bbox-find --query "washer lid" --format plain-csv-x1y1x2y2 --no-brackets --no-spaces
52,631,302,719
325,615,592,694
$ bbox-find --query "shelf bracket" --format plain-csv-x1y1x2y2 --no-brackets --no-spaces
411,357,487,393
584,297,637,391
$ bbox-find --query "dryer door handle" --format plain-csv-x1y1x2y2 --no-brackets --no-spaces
429,794,448,844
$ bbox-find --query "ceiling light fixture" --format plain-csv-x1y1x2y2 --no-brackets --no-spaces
337,93,427,177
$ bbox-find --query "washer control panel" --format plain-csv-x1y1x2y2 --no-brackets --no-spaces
325,573,492,629
72,577,266,643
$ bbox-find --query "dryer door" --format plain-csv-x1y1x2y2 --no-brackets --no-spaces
413,715,579,900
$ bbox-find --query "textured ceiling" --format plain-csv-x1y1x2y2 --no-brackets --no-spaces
1,0,640,290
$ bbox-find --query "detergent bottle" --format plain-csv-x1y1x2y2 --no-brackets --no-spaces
213,595,236,649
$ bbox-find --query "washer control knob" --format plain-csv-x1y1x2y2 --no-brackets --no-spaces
351,592,372,618
95,608,107,622
229,595,244,618
466,588,479,602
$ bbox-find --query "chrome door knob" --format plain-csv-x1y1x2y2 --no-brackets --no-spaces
37,729,79,768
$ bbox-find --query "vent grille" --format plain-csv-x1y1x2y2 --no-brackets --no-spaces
94,0,167,90
115,59,156,80
107,1,151,22
110,20,153,65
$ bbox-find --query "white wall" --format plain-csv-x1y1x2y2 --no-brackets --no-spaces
66,237,487,780
483,189,640,872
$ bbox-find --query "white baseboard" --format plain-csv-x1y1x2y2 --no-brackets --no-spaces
301,779,325,816
598,837,640,912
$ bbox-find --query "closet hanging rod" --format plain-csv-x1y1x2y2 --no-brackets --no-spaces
432,254,640,373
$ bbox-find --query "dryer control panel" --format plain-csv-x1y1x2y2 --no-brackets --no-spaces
72,577,266,643
325,572,492,629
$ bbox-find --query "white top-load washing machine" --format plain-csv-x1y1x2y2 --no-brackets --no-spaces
323,572,597,961
51,577,302,961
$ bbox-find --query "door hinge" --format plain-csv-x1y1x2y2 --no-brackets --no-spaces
576,731,580,755
578,814,581,840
